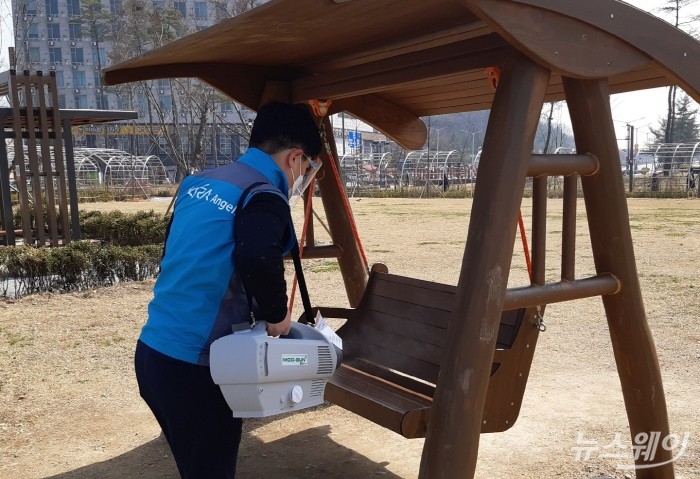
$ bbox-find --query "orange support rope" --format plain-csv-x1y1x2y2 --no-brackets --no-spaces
290,103,372,315
518,210,532,281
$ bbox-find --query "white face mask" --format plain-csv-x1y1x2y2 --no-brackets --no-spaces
288,155,321,208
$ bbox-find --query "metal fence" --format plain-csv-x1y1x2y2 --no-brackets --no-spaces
5,145,173,201
632,143,700,195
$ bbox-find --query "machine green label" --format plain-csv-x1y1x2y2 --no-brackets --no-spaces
281,354,308,366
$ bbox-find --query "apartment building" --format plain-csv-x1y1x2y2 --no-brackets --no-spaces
10,0,251,168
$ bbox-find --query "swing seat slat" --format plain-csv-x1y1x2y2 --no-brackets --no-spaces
320,271,540,438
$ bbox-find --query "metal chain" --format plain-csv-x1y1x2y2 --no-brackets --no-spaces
535,305,546,332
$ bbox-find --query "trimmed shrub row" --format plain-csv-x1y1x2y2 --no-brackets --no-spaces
0,241,163,299
80,210,171,246
2,210,171,299
13,207,170,247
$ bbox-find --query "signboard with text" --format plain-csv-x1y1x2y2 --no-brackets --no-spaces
348,130,361,149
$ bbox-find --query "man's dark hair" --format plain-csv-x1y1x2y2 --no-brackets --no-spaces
249,102,322,157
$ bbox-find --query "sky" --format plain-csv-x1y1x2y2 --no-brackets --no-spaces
1,0,698,148
588,1,700,148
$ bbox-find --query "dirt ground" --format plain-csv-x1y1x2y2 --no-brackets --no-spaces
1,197,698,479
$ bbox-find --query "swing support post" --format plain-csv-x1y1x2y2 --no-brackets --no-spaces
564,77,674,477
316,115,369,307
420,51,550,478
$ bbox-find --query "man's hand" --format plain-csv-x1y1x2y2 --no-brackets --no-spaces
266,308,292,336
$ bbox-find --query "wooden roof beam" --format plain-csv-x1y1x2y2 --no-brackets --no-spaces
104,63,284,111
467,0,651,78
468,0,700,103
292,34,507,102
330,95,428,150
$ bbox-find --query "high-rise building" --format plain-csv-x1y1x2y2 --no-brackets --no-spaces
9,0,253,173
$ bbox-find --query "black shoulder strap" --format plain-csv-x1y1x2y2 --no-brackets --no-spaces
290,239,315,325
161,212,175,259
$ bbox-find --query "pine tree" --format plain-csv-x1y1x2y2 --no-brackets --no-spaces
650,93,699,143
657,0,699,142
673,94,699,143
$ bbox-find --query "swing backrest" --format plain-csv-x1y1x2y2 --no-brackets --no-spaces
323,270,542,437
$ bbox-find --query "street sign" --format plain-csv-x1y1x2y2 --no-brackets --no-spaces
348,130,361,149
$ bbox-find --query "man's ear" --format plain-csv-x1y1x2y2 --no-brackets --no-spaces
284,149,303,170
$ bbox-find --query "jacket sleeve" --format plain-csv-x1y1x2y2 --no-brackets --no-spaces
234,191,291,324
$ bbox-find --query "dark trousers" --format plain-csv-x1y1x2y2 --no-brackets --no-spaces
135,340,243,479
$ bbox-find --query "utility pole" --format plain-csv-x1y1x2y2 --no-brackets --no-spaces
627,123,635,192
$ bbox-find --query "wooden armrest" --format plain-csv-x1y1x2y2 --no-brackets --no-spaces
317,306,356,319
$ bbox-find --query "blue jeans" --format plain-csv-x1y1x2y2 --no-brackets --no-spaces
134,340,243,478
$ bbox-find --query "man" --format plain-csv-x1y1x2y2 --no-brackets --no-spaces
134,101,322,478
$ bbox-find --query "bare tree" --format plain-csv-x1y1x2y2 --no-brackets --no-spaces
73,0,111,108
210,0,263,19
105,0,261,180
657,0,699,142
8,0,40,70
541,102,555,154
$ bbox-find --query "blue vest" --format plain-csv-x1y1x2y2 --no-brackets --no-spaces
141,148,293,365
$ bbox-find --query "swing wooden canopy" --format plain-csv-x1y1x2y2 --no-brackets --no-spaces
104,1,700,478
103,0,700,151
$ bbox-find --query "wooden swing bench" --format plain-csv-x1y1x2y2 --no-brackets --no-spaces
317,267,541,438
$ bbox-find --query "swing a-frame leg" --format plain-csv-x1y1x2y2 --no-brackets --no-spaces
417,50,674,478
564,77,674,478
420,50,551,478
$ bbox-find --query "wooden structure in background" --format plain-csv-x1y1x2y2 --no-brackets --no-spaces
0,69,137,246
104,1,700,477
1,70,69,246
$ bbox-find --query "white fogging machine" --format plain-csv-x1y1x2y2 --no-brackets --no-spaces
210,318,342,418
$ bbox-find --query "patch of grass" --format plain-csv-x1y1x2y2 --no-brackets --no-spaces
0,327,31,347
381,211,411,216
644,273,685,285
312,261,341,273
101,336,126,347
418,241,441,245
370,249,393,253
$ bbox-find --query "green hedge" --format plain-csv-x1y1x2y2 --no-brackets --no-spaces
80,210,171,246
0,242,163,298
13,206,170,246
2,210,170,299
